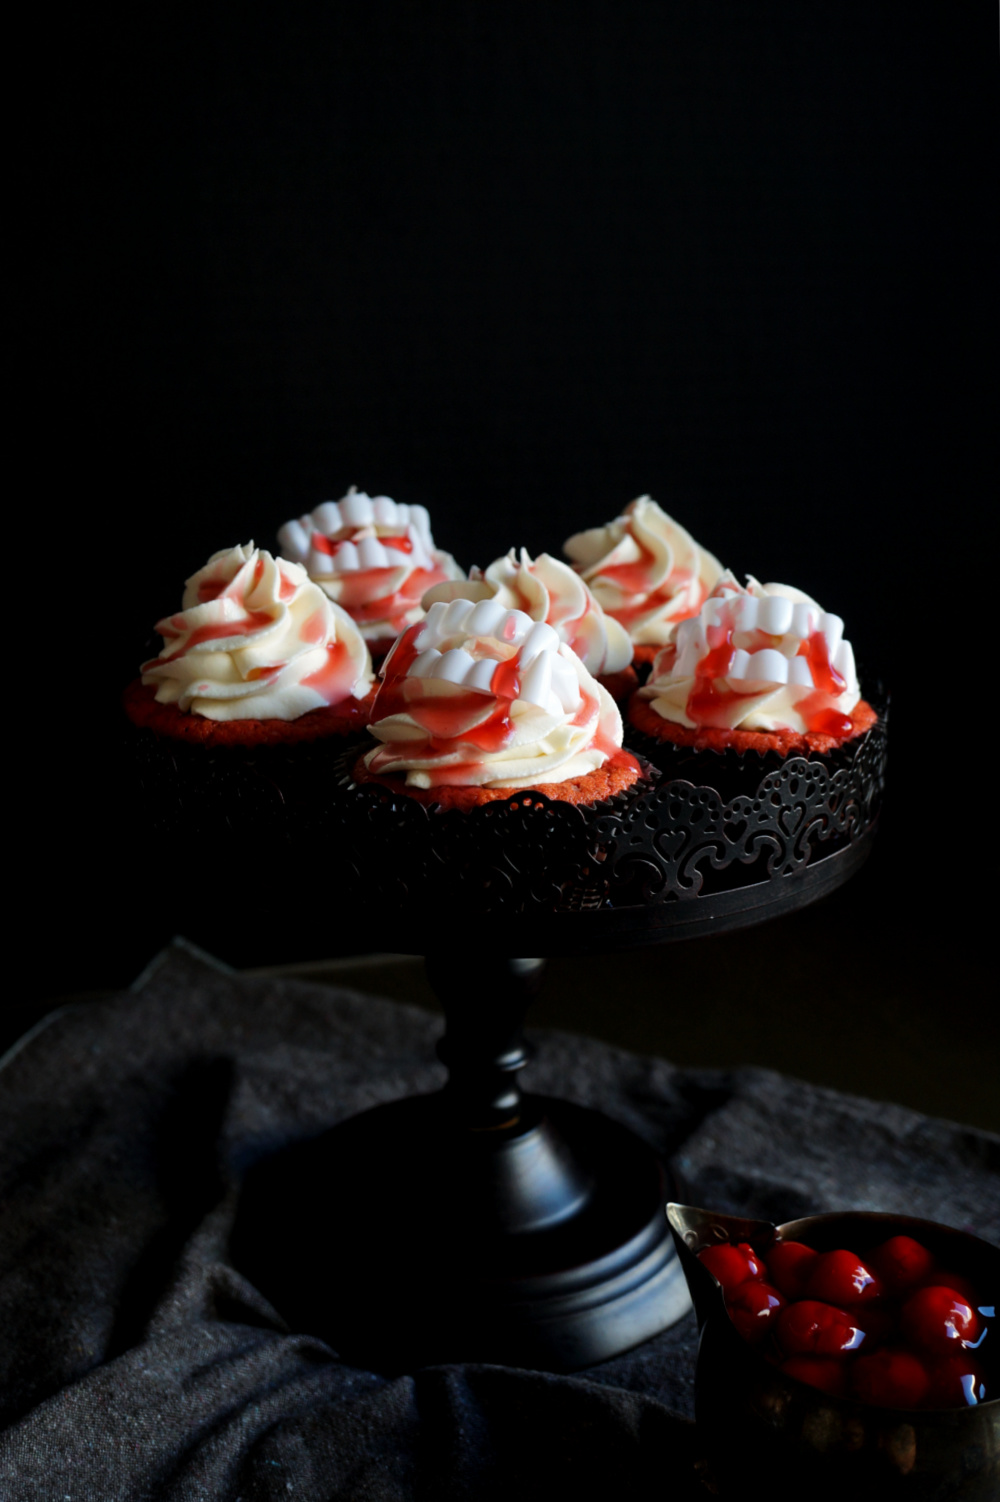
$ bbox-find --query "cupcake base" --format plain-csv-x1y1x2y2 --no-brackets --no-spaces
123,678,375,843
123,678,375,744
627,692,877,758
326,746,658,918
351,747,643,811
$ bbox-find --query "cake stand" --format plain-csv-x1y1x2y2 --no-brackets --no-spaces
230,716,887,1374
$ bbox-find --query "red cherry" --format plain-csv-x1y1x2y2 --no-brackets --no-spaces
922,1269,978,1304
726,1281,786,1344
856,1304,895,1347
922,1352,987,1409
697,1242,759,1294
804,1249,882,1305
781,1355,849,1398
766,1241,819,1299
775,1299,867,1357
735,1241,766,1280
853,1348,930,1408
867,1235,935,1294
900,1286,981,1355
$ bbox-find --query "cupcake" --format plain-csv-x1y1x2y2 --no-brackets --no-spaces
563,495,723,664
125,542,375,743
628,571,877,761
123,544,375,844
356,597,643,810
276,487,463,660
420,547,637,702
335,598,650,916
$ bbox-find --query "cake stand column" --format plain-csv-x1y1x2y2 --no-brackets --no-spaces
426,953,594,1236
429,953,542,1130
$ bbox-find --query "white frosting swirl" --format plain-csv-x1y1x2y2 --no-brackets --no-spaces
420,547,632,675
563,495,723,645
364,597,624,788
640,572,860,733
142,543,374,721
276,486,463,641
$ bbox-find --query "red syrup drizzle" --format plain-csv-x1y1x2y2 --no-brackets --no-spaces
794,631,853,737
684,623,761,727
682,621,854,738
144,608,275,668
331,565,450,625
366,622,607,785
310,530,415,557
609,570,704,631
300,635,356,702
299,608,328,645
195,553,264,604
594,536,706,630
367,623,517,775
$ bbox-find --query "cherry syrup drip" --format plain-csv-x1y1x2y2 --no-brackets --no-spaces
300,635,355,701
597,536,705,631
367,622,606,784
144,608,276,668
794,631,853,737
681,620,853,737
310,530,416,557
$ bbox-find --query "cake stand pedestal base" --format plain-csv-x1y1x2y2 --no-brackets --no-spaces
233,1090,686,1373
231,956,689,1373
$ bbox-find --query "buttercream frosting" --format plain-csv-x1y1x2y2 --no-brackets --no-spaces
563,495,723,645
420,547,632,676
141,543,374,720
276,487,463,641
364,597,624,789
639,572,860,735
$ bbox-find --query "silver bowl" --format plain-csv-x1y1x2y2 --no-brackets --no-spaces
667,1203,999,1500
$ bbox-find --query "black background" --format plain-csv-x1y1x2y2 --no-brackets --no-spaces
22,3,997,999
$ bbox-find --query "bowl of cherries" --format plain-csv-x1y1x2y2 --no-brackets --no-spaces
667,1204,998,1500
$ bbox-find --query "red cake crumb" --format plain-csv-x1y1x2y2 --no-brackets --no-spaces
627,692,877,756
352,747,643,811
630,644,660,667
123,678,376,746
596,665,639,703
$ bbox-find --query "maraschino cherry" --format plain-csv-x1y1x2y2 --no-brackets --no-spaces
696,1228,994,1410
901,1286,982,1356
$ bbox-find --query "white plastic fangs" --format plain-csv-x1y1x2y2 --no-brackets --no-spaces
277,487,435,573
406,601,580,712
672,591,856,689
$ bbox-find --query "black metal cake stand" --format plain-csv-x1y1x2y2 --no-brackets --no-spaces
229,729,883,1374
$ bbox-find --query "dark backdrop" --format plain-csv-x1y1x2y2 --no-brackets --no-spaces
22,3,997,998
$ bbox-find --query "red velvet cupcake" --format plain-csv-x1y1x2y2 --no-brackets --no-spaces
126,542,375,742
124,543,376,846
329,596,652,918
628,571,876,762
358,596,642,807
